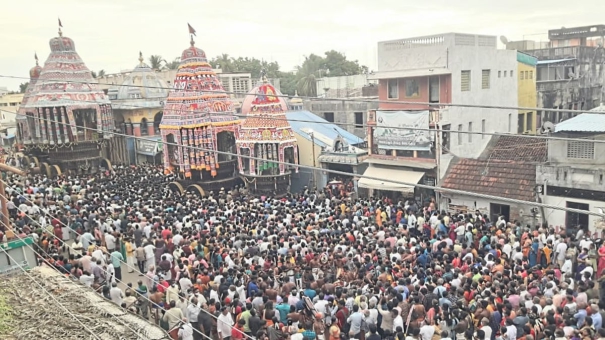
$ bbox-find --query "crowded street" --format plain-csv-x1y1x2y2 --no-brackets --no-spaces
0,163,603,340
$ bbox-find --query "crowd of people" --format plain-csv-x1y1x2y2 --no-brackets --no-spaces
1,164,605,340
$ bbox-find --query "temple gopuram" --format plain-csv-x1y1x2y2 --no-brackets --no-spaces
160,26,241,196
19,23,114,175
236,75,298,196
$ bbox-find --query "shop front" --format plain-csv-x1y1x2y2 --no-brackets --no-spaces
135,137,162,165
358,165,425,200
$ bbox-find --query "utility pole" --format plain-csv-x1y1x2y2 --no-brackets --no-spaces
0,163,27,231
310,131,316,190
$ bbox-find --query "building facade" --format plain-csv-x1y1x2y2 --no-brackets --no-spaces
302,98,378,138
536,106,605,234
521,25,605,127
364,33,518,201
108,52,168,165
517,52,538,134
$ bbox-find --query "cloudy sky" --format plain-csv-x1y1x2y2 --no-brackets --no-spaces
0,0,601,90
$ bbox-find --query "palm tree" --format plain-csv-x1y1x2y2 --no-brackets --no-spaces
97,69,106,78
19,82,29,93
148,55,164,70
297,74,317,97
164,57,180,70
215,54,234,72
90,70,97,78
295,55,323,97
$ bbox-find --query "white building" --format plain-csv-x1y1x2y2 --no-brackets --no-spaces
362,33,519,201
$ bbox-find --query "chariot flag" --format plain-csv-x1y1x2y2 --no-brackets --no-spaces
188,23,196,36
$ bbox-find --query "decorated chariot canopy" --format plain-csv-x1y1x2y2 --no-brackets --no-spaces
236,75,297,145
159,24,239,129
20,20,114,144
16,54,42,122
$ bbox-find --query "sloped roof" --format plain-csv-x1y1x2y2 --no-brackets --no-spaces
441,159,537,201
441,135,546,201
488,135,547,163
286,110,363,147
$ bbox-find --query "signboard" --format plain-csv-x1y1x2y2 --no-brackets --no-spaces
0,261,29,277
375,110,431,151
137,140,160,155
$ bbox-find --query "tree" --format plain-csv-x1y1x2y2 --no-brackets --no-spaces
164,57,180,70
148,55,164,70
210,54,235,72
19,82,29,93
278,72,298,96
322,50,365,76
90,70,97,78
295,54,324,97
97,70,106,78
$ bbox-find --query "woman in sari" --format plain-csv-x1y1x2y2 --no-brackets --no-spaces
597,243,605,278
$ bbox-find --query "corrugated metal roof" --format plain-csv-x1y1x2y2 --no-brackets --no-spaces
555,107,605,133
536,58,576,65
286,110,364,147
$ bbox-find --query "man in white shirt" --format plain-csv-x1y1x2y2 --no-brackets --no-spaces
216,307,234,339
109,282,124,306
555,241,568,267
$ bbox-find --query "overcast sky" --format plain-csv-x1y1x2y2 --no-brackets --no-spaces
0,0,602,90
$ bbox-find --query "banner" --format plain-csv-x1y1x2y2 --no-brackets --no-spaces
375,110,431,151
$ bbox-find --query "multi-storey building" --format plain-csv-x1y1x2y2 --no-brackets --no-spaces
518,25,605,127
363,33,518,201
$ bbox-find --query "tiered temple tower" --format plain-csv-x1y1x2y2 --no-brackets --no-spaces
159,27,241,195
236,74,298,196
19,24,114,175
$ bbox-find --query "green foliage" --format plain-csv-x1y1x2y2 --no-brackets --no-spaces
18,82,29,93
205,50,366,97
148,55,164,70
164,57,181,70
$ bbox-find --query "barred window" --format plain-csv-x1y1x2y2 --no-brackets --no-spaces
461,70,471,91
567,141,594,159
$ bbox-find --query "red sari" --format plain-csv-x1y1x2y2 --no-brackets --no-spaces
597,245,605,277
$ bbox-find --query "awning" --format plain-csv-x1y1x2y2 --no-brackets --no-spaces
358,166,424,194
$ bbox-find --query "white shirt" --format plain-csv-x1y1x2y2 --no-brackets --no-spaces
110,287,124,305
178,323,194,340
217,313,234,339
105,234,116,250
420,324,435,340
555,242,568,261
80,274,94,287
144,244,155,259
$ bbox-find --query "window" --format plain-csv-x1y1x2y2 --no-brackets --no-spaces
481,70,490,89
567,141,595,159
510,70,514,77
498,71,501,78
508,113,512,132
140,118,149,136
324,112,334,122
518,114,525,134
404,79,420,98
457,124,463,145
529,70,533,79
461,70,471,91
387,79,398,99
520,71,525,80
354,112,363,128
481,119,486,139
525,71,529,79
526,112,533,131
468,122,473,142
429,76,440,103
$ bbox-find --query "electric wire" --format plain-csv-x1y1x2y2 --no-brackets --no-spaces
0,224,166,340
0,190,225,340
5,108,604,218
7,95,605,146
0,228,104,340
4,73,605,115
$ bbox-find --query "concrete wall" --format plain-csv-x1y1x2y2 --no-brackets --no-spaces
315,74,377,98
540,194,603,234
444,193,531,224
517,60,538,133
445,46,518,159
546,133,605,165
303,99,377,138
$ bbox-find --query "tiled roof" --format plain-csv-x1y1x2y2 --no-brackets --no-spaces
441,159,537,201
488,135,547,163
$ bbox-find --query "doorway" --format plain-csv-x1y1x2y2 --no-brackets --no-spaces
566,201,589,230
490,203,510,222
429,76,440,103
